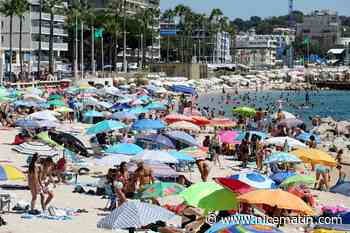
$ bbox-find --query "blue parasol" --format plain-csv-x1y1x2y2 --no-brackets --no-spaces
105,143,143,155
132,119,165,131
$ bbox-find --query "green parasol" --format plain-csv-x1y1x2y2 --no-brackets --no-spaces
37,131,63,148
48,99,65,107
280,174,315,188
180,182,238,214
233,106,256,117
138,182,185,199
48,94,63,100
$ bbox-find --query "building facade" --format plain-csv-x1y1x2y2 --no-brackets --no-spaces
234,29,294,67
296,10,342,53
89,0,160,63
0,0,68,74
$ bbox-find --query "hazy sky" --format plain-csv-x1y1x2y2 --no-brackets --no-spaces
160,0,350,19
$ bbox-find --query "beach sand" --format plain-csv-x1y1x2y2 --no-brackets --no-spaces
0,125,350,233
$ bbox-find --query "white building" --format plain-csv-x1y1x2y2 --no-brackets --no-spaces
213,31,232,64
0,0,68,74
235,29,294,67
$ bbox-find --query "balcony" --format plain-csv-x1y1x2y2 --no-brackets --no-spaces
32,26,68,36
32,41,68,51
31,12,65,22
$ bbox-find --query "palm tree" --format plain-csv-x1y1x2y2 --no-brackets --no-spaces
106,0,123,71
43,0,64,75
209,8,223,63
162,9,175,62
135,8,152,68
174,4,191,63
16,0,29,76
0,0,18,80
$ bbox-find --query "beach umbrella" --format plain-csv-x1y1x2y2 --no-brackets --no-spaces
133,150,178,163
14,100,38,108
94,154,132,166
86,120,127,135
0,164,25,181
280,174,315,188
270,171,296,184
168,121,200,132
105,143,143,155
25,87,43,96
132,119,165,131
296,132,321,144
180,182,238,213
128,161,178,178
48,94,63,100
164,114,193,124
15,119,41,128
49,131,89,157
206,224,283,233
263,137,306,149
82,97,99,106
111,103,130,111
116,97,133,104
138,182,185,199
238,189,316,215
29,111,59,121
291,149,337,167
214,178,255,195
191,116,210,126
278,118,304,128
263,152,302,164
229,172,276,189
136,134,175,149
127,107,149,115
180,147,208,159
145,102,167,111
272,111,296,120
165,130,199,146
112,111,137,121
84,110,104,118
168,151,195,162
210,118,236,127
23,94,44,102
12,141,59,157
55,107,73,113
183,107,201,116
233,106,256,117
97,201,176,230
236,131,267,141
37,131,62,147
171,85,197,96
48,99,65,107
330,181,350,197
219,130,241,144
98,101,113,109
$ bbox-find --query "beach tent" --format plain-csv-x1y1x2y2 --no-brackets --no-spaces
170,85,197,96
97,201,176,230
291,149,337,167
180,182,238,213
238,189,316,215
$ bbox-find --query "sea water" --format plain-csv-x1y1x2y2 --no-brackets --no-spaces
198,90,350,124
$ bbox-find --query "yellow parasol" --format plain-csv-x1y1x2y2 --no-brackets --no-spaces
291,148,336,167
238,189,316,216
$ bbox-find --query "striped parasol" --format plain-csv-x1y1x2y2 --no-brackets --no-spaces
97,201,176,229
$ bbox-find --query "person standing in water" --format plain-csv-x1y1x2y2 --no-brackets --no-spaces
305,92,310,104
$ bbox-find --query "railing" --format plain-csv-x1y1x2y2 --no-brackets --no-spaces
32,42,68,51
31,26,67,36
31,12,65,22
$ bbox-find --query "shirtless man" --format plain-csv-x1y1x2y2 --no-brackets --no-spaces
134,161,154,191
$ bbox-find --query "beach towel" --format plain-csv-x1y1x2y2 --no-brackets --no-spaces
21,208,79,221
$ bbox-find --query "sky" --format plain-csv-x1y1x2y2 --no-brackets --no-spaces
160,0,350,19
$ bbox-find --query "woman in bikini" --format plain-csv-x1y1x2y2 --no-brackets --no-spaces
41,158,57,211
28,153,44,214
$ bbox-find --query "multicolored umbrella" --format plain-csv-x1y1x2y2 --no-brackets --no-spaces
0,164,25,181
168,151,195,162
138,182,185,199
97,201,176,229
219,131,241,144
206,224,283,233
280,174,315,188
233,107,256,117
270,171,296,184
132,119,166,131
105,143,143,155
180,182,238,213
180,147,208,159
86,120,127,135
291,148,337,167
263,152,302,164
229,172,276,189
238,189,316,215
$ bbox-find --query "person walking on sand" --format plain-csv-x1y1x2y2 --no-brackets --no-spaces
28,153,44,215
40,158,57,211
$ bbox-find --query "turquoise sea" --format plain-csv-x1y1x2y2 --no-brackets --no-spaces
198,90,350,124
